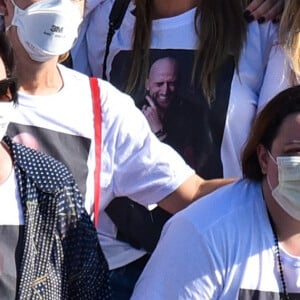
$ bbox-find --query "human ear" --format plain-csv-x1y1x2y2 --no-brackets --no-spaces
257,144,269,175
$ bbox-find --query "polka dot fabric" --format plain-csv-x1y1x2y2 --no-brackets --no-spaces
3,136,111,299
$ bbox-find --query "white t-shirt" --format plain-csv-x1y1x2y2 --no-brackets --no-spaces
132,180,300,299
0,169,23,226
0,169,23,299
258,44,296,112
72,0,278,178
8,65,194,270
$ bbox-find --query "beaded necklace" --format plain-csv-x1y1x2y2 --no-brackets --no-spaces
268,211,290,300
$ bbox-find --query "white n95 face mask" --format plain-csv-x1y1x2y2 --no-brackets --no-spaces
7,0,82,62
267,154,300,221
0,102,14,140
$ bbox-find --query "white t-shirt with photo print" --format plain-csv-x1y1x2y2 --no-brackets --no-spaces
8,65,194,270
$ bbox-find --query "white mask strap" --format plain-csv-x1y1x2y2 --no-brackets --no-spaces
5,25,12,32
267,151,277,165
266,175,275,192
5,0,17,32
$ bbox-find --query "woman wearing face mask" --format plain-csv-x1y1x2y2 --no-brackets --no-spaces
0,31,110,299
132,85,300,300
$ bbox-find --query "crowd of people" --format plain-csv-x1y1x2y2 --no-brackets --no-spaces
0,0,300,299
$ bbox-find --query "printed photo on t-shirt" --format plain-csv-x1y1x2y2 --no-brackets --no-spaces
239,288,300,299
110,49,235,179
7,123,91,197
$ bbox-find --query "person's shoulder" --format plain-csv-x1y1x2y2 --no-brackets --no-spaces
99,79,136,110
6,136,75,192
58,63,91,81
58,66,132,105
173,179,261,231
58,65,121,102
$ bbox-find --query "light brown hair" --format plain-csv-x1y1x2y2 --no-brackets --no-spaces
279,0,300,84
126,0,248,105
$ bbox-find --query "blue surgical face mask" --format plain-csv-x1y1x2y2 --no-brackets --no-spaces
6,0,82,62
267,151,300,221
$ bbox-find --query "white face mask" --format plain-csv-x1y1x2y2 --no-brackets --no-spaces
7,0,82,62
0,102,14,140
267,153,300,221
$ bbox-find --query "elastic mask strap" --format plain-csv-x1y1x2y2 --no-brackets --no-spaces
267,151,277,165
5,0,18,32
5,25,12,32
266,175,275,192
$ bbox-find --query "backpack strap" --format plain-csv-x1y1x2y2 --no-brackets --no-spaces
89,77,102,227
102,0,131,79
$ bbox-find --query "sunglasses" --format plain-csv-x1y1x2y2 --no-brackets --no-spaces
0,77,17,102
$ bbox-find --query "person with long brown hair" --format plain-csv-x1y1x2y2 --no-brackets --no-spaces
75,0,278,179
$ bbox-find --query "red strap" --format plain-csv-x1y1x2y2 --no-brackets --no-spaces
89,77,102,227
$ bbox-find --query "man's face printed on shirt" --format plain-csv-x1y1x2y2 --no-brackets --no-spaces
146,57,178,110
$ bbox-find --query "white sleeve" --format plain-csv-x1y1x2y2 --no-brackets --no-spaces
86,0,114,77
131,213,222,300
257,45,291,114
71,16,92,75
221,21,278,178
72,0,113,76
100,80,194,206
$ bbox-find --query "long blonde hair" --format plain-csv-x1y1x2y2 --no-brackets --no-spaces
279,0,300,83
126,0,248,104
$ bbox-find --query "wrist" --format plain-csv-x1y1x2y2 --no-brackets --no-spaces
154,129,166,138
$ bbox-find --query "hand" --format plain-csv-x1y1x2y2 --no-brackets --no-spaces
142,95,163,134
244,0,283,23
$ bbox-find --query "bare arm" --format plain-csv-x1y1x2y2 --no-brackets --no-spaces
244,0,283,23
158,174,236,214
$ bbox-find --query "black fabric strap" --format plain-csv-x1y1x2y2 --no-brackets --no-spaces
102,0,131,79
105,197,172,253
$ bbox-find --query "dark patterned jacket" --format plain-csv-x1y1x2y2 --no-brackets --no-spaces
3,136,111,299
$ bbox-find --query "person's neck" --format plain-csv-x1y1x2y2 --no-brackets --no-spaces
15,57,63,95
0,142,13,184
152,0,197,19
262,179,300,256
